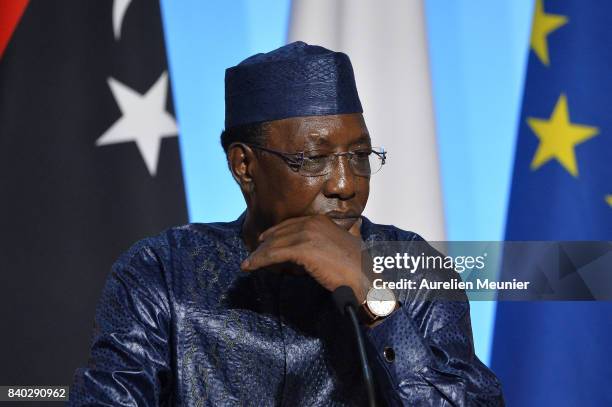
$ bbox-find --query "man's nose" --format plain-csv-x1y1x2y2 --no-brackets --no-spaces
322,155,356,199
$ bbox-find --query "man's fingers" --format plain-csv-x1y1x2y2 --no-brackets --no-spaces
242,231,306,270
241,245,299,271
258,216,312,241
258,221,313,244
258,214,337,242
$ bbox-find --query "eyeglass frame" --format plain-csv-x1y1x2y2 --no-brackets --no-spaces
235,142,387,176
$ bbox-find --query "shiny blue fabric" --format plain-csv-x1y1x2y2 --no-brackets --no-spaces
69,214,503,406
224,41,363,128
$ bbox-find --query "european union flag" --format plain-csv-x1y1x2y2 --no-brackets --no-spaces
492,0,612,405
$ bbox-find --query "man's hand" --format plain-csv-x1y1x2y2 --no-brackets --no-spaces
240,215,371,303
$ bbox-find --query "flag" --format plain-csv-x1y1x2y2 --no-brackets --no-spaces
0,0,187,386
288,0,446,241
492,0,612,405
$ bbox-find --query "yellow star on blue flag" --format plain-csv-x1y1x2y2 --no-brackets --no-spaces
530,0,568,66
528,93,598,177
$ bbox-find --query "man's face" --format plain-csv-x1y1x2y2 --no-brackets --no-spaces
251,113,371,232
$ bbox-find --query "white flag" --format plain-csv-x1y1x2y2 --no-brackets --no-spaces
289,0,445,240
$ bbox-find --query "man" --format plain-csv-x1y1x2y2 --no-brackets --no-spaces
69,41,503,406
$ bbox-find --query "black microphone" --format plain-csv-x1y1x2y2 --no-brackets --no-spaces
332,285,359,315
332,285,377,407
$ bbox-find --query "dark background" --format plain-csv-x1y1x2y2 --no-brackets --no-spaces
0,0,187,389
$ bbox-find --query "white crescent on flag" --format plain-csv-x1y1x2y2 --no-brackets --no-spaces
113,0,133,40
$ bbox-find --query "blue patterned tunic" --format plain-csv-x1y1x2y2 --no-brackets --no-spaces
69,213,503,406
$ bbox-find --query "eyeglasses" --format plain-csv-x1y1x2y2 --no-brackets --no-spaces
242,143,387,177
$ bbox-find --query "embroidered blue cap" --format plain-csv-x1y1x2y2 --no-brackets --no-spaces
224,41,363,129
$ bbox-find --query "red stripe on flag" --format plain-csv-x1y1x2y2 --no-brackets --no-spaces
0,0,29,59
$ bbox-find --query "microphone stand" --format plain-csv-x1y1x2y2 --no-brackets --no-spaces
333,285,377,407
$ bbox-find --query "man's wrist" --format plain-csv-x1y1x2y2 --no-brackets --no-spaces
357,286,401,327
361,301,401,328
352,273,372,304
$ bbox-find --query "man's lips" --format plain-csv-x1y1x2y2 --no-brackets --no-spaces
325,210,361,219
325,211,361,229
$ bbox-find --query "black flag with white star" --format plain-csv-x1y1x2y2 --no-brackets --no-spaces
0,0,188,388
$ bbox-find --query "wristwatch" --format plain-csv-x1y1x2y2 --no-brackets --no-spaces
358,287,398,324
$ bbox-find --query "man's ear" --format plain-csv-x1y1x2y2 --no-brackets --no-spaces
227,143,257,193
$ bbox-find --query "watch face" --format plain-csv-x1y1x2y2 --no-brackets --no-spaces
366,288,396,317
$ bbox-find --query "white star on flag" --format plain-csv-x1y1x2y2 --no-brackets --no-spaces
96,71,178,177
